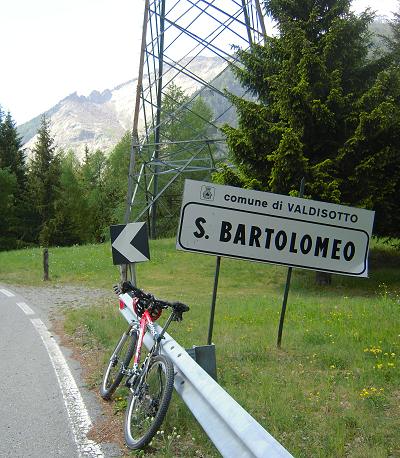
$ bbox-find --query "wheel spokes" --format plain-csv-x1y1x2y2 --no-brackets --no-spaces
128,362,166,440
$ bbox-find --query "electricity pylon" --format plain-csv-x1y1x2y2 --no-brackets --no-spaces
124,0,267,246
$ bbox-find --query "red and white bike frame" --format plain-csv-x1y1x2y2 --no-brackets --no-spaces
131,309,158,373
118,291,166,378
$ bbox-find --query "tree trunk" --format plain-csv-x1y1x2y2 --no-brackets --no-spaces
315,271,331,286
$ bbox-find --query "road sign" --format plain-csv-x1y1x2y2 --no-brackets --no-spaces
110,222,150,265
177,180,375,277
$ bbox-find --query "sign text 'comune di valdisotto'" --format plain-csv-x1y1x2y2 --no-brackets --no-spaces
176,180,375,277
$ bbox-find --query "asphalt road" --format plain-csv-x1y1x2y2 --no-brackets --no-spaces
0,286,108,458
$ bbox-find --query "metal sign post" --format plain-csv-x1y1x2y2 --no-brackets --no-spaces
208,256,221,345
277,178,305,348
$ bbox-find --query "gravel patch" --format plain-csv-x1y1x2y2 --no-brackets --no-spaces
10,284,115,321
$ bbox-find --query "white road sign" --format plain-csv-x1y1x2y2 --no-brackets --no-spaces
176,180,375,277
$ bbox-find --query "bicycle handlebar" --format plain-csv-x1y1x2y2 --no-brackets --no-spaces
116,281,190,320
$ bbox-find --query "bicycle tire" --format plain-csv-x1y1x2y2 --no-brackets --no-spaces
124,354,174,450
100,330,137,400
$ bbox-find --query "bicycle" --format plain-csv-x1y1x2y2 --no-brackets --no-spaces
100,281,189,450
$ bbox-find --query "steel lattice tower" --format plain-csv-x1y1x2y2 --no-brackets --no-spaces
124,0,267,239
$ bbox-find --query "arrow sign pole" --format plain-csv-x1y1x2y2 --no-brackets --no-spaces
110,222,150,265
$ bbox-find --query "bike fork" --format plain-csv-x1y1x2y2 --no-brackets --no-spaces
111,332,130,361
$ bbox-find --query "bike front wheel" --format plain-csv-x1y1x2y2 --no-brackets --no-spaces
124,354,174,449
100,330,137,400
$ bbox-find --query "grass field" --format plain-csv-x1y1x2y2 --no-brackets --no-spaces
0,239,399,457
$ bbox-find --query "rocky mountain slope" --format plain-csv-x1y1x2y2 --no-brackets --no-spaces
18,56,236,160
18,20,391,161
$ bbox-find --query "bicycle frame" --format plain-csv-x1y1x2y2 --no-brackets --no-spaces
132,310,157,373
129,307,175,382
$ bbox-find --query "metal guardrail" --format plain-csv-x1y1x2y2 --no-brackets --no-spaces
119,293,293,458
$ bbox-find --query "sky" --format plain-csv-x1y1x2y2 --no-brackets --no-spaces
0,0,398,126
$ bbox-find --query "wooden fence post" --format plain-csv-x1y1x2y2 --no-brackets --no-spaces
43,248,49,281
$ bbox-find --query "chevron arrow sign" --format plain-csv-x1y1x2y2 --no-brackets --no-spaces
110,222,150,265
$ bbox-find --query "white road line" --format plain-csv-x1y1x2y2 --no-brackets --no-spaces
31,318,104,458
16,302,35,315
0,288,15,297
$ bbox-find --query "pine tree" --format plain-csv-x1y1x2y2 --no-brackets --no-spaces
103,132,131,225
80,148,110,242
27,114,61,246
0,106,4,156
338,3,400,239
0,168,17,250
386,3,400,65
52,152,89,245
0,112,26,186
215,0,398,239
0,109,27,249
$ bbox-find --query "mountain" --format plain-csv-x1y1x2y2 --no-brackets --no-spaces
18,20,392,161
19,89,127,159
18,56,237,160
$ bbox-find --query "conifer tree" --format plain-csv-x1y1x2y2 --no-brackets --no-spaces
103,132,131,225
80,148,110,242
52,152,88,245
387,3,400,64
0,168,17,249
0,112,26,187
215,0,399,240
27,114,61,246
338,3,400,239
0,109,27,248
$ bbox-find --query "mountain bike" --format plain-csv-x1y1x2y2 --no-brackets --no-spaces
100,281,189,450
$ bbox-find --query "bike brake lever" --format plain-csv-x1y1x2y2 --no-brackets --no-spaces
172,312,183,322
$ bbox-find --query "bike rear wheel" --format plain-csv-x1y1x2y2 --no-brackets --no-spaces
100,330,137,400
124,354,174,449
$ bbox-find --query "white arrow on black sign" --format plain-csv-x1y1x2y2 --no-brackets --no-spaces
110,222,150,265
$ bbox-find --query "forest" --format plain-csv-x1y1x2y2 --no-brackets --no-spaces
0,84,213,251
